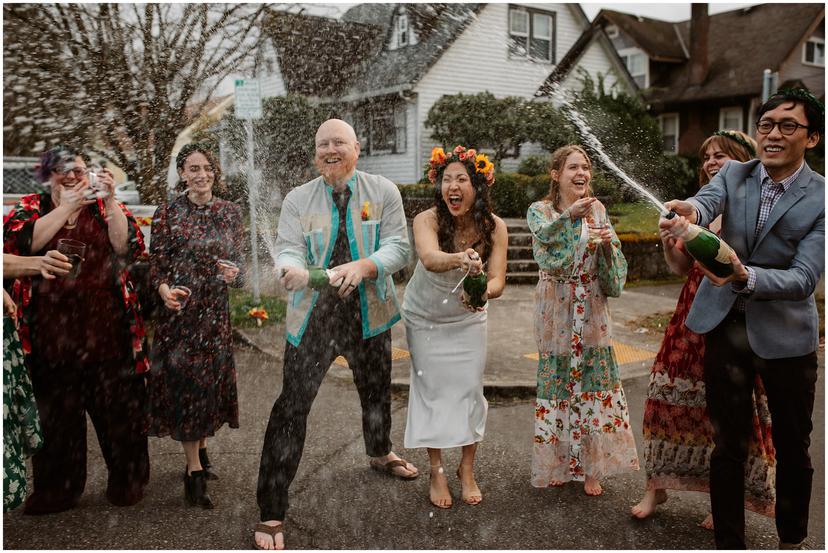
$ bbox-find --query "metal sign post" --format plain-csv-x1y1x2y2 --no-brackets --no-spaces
234,78,263,303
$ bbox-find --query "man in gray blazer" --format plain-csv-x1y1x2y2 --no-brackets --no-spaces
661,89,824,550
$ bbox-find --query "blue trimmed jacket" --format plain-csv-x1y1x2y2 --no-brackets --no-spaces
274,170,410,346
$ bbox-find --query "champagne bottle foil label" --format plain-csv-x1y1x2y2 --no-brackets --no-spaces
714,242,735,264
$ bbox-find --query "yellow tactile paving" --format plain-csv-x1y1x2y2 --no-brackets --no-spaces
334,347,411,367
522,339,656,365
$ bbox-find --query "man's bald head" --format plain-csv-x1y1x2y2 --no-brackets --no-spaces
314,118,361,188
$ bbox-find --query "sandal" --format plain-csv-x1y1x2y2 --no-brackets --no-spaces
254,521,285,551
370,458,419,480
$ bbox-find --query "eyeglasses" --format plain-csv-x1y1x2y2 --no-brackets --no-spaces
755,119,810,136
57,165,88,178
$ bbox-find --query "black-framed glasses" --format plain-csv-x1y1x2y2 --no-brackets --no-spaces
57,163,88,178
755,119,810,135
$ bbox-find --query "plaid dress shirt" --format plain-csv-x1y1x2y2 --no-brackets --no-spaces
732,162,805,310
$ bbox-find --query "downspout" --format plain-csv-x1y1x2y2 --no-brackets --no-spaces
399,89,419,183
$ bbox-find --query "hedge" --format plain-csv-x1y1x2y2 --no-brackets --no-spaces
398,172,623,218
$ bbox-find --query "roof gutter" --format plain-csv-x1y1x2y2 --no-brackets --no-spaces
322,83,415,104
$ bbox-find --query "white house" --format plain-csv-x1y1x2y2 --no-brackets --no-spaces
241,3,636,183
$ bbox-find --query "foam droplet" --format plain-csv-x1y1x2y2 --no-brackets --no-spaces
441,298,448,304
417,370,423,376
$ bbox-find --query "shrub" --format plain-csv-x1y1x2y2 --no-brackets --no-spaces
517,155,549,176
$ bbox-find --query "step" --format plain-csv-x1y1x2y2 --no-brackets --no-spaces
508,232,533,247
507,259,539,273
505,271,539,284
507,245,534,260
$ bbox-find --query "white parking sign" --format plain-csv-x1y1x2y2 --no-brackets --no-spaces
234,79,262,119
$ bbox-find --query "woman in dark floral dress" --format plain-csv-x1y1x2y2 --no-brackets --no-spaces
148,143,243,509
631,131,775,527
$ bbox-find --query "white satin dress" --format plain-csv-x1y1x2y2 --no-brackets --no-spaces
402,260,488,449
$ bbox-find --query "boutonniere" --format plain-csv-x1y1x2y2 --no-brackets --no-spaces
361,201,371,221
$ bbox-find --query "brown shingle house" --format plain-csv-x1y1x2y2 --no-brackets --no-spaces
588,3,825,155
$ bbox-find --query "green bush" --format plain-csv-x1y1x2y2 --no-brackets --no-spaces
517,155,549,176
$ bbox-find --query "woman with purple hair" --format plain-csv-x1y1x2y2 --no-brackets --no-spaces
3,144,149,514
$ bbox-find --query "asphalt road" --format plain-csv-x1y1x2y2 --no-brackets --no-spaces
3,344,824,549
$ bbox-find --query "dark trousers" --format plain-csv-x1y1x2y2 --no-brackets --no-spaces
24,355,149,515
256,303,393,521
704,312,817,548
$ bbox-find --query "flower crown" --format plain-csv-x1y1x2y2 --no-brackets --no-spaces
427,145,495,187
776,87,824,118
713,130,756,157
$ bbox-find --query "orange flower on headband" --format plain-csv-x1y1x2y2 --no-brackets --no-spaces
427,145,495,187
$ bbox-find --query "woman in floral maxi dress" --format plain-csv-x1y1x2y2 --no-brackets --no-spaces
631,131,775,527
528,145,639,496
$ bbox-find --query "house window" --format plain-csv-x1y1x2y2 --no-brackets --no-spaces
803,37,825,66
658,113,679,154
718,107,743,131
509,6,555,62
398,13,409,47
619,47,648,88
354,102,407,155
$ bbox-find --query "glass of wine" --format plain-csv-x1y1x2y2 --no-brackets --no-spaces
587,204,609,245
57,239,86,278
171,285,192,310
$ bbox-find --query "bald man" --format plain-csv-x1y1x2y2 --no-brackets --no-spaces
254,119,418,549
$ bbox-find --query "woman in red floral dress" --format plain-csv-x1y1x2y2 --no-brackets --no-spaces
631,131,775,527
147,143,243,509
3,145,150,514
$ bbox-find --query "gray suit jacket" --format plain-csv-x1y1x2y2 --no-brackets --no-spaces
686,159,824,359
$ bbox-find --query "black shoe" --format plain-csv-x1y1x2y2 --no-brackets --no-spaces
184,470,214,509
199,448,219,481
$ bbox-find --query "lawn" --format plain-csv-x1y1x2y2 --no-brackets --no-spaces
609,201,662,236
229,288,287,328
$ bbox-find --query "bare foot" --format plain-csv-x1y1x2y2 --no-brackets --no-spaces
698,513,714,530
254,520,285,550
430,466,452,509
372,451,419,479
456,464,482,505
584,475,603,496
548,479,566,487
631,489,668,519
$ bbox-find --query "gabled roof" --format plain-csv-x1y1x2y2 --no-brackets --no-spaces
597,10,687,62
262,10,386,97
263,4,483,101
599,4,825,105
537,20,637,97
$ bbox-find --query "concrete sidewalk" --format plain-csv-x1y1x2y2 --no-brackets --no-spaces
236,282,685,394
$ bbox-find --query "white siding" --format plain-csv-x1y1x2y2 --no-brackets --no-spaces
411,3,613,181
354,100,420,184
560,38,623,92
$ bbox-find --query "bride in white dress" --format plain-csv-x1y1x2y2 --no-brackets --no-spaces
402,146,507,509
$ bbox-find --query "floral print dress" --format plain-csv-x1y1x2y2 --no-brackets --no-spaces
642,260,775,515
3,315,43,511
527,200,639,485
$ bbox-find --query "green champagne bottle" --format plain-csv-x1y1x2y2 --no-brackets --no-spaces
463,271,488,308
308,268,335,290
666,211,734,278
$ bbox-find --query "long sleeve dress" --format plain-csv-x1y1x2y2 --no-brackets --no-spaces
147,194,243,441
527,200,639,485
641,258,775,515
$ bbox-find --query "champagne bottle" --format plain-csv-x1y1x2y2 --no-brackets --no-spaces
665,211,734,278
463,271,488,308
308,268,337,290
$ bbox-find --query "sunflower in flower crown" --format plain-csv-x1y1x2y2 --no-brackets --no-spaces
427,145,495,187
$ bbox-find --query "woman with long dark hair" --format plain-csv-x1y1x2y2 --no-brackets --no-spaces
402,145,508,508
147,143,244,509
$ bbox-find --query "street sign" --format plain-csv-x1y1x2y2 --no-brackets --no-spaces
234,78,262,119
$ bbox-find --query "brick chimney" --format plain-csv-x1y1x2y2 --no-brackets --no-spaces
689,4,710,86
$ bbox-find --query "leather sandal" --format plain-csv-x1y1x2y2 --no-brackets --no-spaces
254,521,285,550
370,458,419,480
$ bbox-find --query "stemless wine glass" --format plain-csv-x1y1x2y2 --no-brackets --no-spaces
587,203,609,245
171,285,192,310
57,239,87,278
216,259,238,282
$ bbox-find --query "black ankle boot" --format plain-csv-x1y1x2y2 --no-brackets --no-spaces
199,448,219,481
184,470,214,509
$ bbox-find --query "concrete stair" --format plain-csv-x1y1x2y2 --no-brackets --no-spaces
503,218,538,284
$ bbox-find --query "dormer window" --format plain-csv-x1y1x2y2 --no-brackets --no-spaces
509,6,555,63
619,47,649,88
398,13,408,47
803,36,824,67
